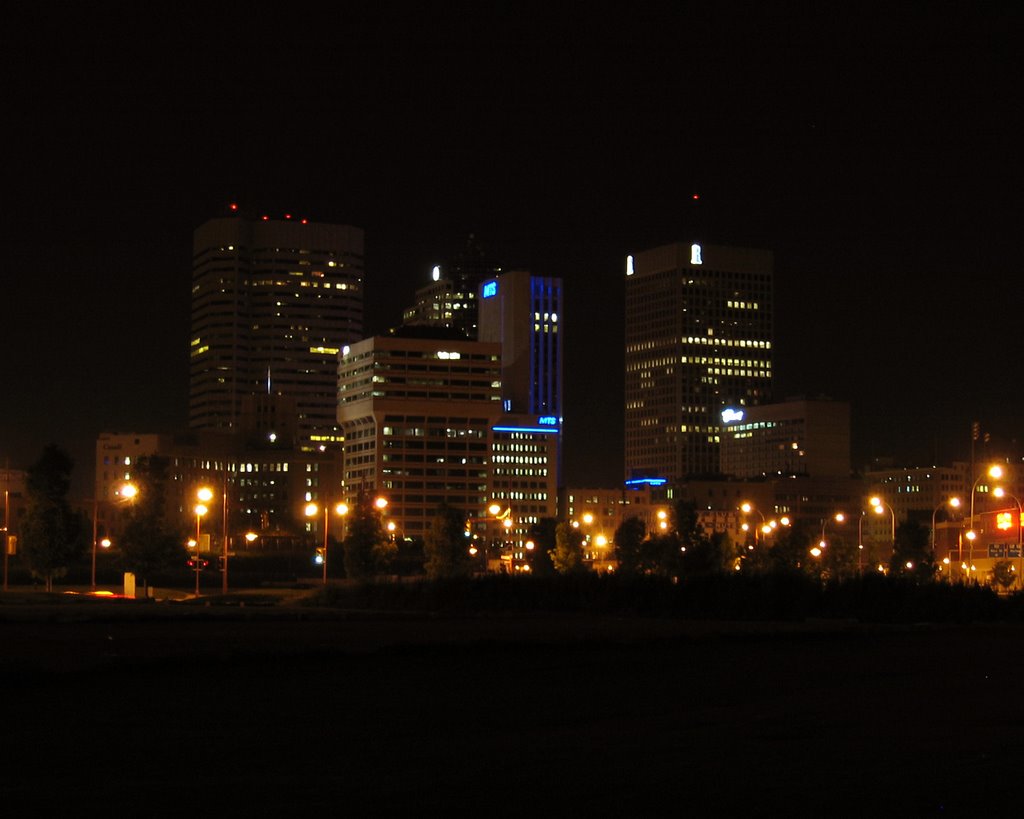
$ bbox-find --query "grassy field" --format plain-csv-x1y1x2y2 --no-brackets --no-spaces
2,583,1024,815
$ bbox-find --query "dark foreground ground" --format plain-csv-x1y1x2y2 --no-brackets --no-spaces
2,594,1023,816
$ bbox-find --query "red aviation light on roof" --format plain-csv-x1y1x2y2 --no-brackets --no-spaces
692,194,700,200
301,218,308,224
262,215,270,221
229,203,238,211
284,213,292,219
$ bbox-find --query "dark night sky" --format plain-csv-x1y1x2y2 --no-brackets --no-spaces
4,2,1024,493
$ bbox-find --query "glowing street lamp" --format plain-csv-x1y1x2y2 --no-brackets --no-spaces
962,528,978,573
970,465,1004,531
307,501,350,585
869,496,895,544
465,503,513,571
931,496,961,577
740,502,765,547
90,481,137,591
194,486,213,596
820,512,845,550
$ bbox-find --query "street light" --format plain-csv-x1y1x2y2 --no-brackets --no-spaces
969,464,1004,532
869,496,896,559
194,486,213,597
963,528,978,571
740,502,765,547
306,501,350,585
465,503,513,571
931,496,961,579
857,510,867,574
819,512,846,550
91,482,137,591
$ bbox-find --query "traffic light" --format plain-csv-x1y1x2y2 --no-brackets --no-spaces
314,547,325,565
217,555,226,571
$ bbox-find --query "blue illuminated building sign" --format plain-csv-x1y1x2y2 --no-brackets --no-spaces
492,425,559,434
625,477,668,487
482,280,498,298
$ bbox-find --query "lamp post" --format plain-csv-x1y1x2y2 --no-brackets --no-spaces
307,501,350,585
811,512,845,573
221,469,229,596
869,496,895,563
969,465,1003,533
3,479,9,592
194,486,213,597
465,503,513,572
740,502,765,548
90,482,137,591
857,510,866,574
962,529,978,577
819,512,845,550
931,496,961,580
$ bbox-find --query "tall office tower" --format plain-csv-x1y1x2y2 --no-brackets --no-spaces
400,233,502,339
190,209,364,451
336,331,558,554
477,269,565,483
624,241,773,483
336,332,505,538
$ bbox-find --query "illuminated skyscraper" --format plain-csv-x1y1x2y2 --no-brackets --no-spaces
624,241,773,483
336,331,558,551
190,208,364,451
400,233,502,339
477,269,564,483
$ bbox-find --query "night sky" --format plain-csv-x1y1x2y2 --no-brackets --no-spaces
4,3,1023,493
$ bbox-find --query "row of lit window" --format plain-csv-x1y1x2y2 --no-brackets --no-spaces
703,368,770,378
681,356,770,368
369,390,499,401
382,427,487,438
683,337,771,348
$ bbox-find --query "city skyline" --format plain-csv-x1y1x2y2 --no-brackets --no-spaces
5,4,1023,492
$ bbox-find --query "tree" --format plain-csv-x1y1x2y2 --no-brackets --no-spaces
991,559,1017,592
679,530,734,577
768,519,816,574
889,519,936,582
342,491,391,580
818,531,859,582
672,499,704,545
613,516,647,575
19,445,86,591
656,499,733,578
118,456,185,595
423,503,471,579
527,517,557,576
550,521,585,574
